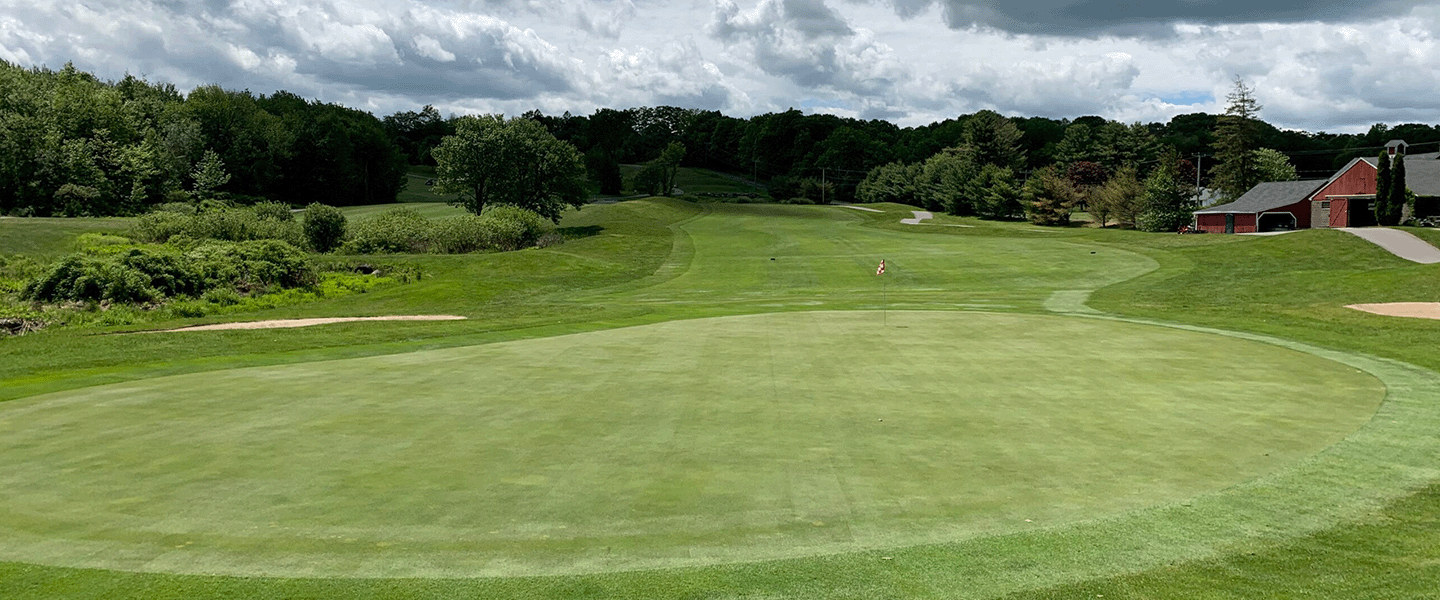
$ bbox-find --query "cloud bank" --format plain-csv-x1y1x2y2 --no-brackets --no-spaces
0,0,1437,131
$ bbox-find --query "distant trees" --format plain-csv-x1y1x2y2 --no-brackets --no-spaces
0,61,407,216
431,115,587,222
1211,78,1265,201
632,140,684,196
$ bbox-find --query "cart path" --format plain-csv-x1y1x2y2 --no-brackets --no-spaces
900,210,933,225
1338,227,1440,264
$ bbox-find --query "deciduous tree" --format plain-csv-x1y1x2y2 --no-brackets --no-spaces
431,115,587,222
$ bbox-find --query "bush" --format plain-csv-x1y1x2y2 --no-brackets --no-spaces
343,207,433,254
22,240,316,304
22,255,157,303
250,201,295,222
432,206,549,253
480,205,547,250
132,211,194,243
189,239,316,290
131,207,304,246
302,203,347,253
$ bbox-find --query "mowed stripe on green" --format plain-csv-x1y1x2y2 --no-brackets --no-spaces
0,311,1381,578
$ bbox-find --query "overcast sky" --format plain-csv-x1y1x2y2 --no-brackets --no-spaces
1,1,1436,132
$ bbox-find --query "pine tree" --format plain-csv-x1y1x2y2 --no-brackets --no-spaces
1384,152,1407,225
1211,77,1263,202
1374,149,1391,225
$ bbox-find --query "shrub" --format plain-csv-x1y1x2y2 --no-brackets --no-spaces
131,207,304,246
431,206,548,253
153,201,198,215
188,240,316,290
302,203,348,253
343,207,433,254
479,205,547,250
22,255,157,303
250,201,295,222
132,211,194,243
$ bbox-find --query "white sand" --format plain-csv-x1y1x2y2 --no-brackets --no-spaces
1345,303,1440,320
151,315,467,332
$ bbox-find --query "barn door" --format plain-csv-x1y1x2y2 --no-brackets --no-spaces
1225,214,1234,234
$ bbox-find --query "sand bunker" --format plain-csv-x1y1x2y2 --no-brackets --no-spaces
153,315,466,332
1346,303,1440,320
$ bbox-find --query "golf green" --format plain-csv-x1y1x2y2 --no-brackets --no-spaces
0,311,1382,578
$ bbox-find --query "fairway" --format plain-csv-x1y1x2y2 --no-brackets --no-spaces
0,310,1382,578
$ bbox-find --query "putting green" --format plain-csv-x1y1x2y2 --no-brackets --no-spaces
0,311,1382,578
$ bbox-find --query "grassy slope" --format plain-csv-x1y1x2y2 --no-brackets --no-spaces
0,217,134,256
2,206,1439,598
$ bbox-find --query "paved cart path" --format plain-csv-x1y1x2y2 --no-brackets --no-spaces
1339,227,1440,264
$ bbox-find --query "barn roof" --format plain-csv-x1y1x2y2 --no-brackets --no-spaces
1194,180,1325,215
1360,152,1440,196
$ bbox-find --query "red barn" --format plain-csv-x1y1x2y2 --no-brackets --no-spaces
1308,142,1440,227
1194,180,1324,233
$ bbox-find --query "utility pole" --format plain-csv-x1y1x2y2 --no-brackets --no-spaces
822,168,826,205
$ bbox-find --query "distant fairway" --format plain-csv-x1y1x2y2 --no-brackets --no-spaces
0,311,1382,577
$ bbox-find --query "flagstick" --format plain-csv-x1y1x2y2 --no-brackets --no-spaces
883,275,887,327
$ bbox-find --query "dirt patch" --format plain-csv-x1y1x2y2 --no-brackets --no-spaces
1346,303,1440,320
149,315,467,332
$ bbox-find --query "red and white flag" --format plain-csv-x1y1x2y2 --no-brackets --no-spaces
875,259,885,275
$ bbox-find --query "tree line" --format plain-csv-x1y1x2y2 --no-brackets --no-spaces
8,60,1440,220
0,61,407,217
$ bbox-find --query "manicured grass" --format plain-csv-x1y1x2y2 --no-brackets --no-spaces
2,200,1438,598
0,216,134,256
0,311,1380,577
395,168,454,204
338,201,468,220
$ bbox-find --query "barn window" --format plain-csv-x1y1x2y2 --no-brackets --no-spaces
1321,201,1331,209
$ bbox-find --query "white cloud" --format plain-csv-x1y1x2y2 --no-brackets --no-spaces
0,0,1436,132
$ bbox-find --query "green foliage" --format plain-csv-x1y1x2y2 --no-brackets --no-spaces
433,206,549,253
20,239,315,304
432,115,587,222
130,206,304,246
1211,77,1265,201
1380,152,1407,225
974,165,1023,220
1138,152,1199,232
190,149,231,202
632,162,668,196
963,110,1026,170
343,206,433,253
585,147,624,195
250,201,294,222
857,162,922,205
920,146,980,214
301,202,347,253
1252,148,1298,182
1091,166,1145,228
0,62,407,218
1022,167,1079,226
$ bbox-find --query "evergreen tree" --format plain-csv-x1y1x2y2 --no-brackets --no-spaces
1137,150,1198,232
1374,149,1391,225
1211,77,1264,201
1383,152,1407,225
1022,167,1079,226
